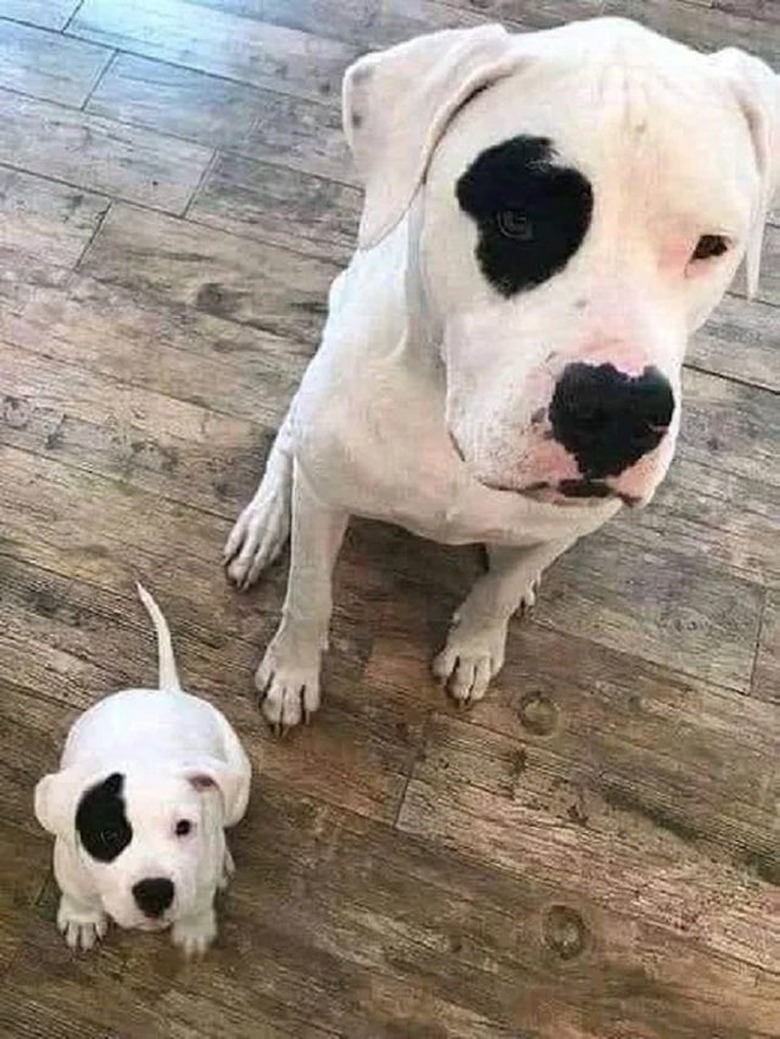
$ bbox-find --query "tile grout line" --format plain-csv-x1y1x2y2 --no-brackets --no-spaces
747,587,769,696
61,0,85,34
60,36,344,109
0,157,345,273
180,146,220,219
80,47,119,112
0,74,359,190
393,709,433,830
73,197,112,272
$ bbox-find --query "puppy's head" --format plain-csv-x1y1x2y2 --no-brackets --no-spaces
35,760,243,929
345,19,779,508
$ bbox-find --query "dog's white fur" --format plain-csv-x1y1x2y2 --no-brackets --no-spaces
35,585,251,955
224,18,779,727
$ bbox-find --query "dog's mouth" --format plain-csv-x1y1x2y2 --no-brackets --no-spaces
448,430,641,507
557,479,640,507
486,479,640,508
137,918,171,932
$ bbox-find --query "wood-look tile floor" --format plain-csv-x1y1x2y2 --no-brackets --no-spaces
0,2,778,1037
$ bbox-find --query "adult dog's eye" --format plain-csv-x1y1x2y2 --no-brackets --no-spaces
691,234,730,261
175,820,192,837
497,210,534,241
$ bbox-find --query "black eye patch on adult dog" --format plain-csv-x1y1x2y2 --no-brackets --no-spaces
456,136,593,297
76,772,132,862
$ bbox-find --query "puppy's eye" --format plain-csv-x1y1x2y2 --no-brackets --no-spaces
496,210,534,241
691,234,730,261
99,828,119,847
175,820,192,837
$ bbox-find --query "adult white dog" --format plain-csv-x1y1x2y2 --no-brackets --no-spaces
35,585,251,955
225,17,779,729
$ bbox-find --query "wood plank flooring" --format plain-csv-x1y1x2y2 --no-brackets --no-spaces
0,2,777,1037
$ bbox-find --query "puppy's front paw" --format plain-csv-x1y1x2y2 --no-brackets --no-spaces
171,908,217,958
256,641,322,732
433,620,508,706
57,896,108,951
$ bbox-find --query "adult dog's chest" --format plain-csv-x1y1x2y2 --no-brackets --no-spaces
365,455,617,547
295,361,617,548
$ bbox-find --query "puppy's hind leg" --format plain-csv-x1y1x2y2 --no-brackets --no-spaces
224,410,294,590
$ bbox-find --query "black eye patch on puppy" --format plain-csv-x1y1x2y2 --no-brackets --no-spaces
76,772,132,862
456,136,593,297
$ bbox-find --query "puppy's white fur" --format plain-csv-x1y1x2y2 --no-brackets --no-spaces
224,19,779,726
35,584,251,955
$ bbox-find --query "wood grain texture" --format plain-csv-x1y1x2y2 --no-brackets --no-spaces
753,588,779,703
0,167,109,281
603,0,780,65
189,0,486,47
589,364,780,585
0,274,311,426
79,201,338,342
689,294,780,392
69,0,359,104
714,0,780,20
1,1,778,1036
610,455,780,584
536,528,764,689
188,151,360,262
87,54,356,181
0,18,111,107
0,820,49,973
0,1,79,31
0,90,212,214
441,0,780,65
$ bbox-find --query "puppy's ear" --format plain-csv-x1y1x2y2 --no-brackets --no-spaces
710,48,780,297
184,759,249,828
35,768,83,841
343,24,520,249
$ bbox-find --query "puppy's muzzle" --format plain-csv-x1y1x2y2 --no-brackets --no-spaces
132,877,174,919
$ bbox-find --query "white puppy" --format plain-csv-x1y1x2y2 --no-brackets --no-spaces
224,18,779,728
35,584,251,956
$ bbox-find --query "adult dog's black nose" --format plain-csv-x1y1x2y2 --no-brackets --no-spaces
549,362,674,478
132,877,174,918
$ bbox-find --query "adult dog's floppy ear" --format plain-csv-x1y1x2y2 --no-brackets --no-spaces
710,47,780,298
343,24,516,249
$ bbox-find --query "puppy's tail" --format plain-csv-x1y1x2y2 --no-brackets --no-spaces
136,583,182,692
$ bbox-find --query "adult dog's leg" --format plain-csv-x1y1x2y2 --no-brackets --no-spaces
433,538,575,704
224,411,294,590
255,461,349,730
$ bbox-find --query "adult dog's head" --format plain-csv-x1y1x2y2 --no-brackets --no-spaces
344,18,778,507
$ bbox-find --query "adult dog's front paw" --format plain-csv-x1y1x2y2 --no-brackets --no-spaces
57,895,108,951
433,620,508,705
223,487,290,591
256,640,322,731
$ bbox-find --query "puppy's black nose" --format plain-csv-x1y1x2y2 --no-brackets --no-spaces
550,362,674,478
132,877,174,918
